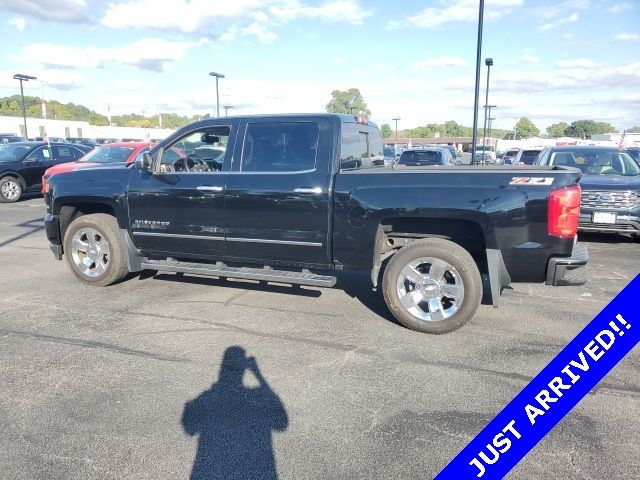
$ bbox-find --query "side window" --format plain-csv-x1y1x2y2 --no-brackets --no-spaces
29,146,51,162
159,126,230,173
340,123,370,170
52,145,76,162
241,122,318,173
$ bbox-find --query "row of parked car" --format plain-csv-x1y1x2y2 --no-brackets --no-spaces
0,135,162,146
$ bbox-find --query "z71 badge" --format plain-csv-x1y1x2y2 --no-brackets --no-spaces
509,177,554,186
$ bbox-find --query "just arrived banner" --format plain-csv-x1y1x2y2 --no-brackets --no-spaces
435,275,639,480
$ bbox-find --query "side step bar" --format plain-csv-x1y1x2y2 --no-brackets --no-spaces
141,259,337,288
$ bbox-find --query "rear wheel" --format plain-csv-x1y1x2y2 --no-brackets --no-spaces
0,177,22,203
382,238,482,334
63,213,129,286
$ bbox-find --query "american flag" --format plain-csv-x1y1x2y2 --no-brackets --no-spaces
619,129,627,149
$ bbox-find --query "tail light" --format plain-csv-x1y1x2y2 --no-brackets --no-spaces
548,185,581,238
42,175,50,194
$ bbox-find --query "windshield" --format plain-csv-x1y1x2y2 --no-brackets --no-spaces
475,146,495,152
78,146,135,164
549,150,640,176
0,144,31,163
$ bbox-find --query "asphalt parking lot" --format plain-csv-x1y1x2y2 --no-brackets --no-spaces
1,196,638,480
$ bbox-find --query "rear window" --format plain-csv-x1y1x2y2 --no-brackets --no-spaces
519,150,541,165
398,150,444,166
340,122,383,170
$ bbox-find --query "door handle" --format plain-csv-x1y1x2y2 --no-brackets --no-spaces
196,186,224,192
294,187,323,194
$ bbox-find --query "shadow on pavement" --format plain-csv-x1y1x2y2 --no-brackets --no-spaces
579,232,638,244
0,218,44,249
182,346,288,480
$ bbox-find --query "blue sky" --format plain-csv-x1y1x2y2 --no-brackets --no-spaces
0,0,638,132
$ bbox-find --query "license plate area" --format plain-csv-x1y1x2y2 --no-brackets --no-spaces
592,212,617,224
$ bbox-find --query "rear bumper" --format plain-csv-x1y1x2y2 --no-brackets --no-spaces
44,213,62,260
545,242,588,286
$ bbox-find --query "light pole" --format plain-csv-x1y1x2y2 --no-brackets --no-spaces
483,104,496,151
208,71,225,117
392,117,401,152
223,105,233,116
488,117,495,146
13,73,36,138
470,0,485,165
481,58,494,163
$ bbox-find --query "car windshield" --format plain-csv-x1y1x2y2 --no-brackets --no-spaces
398,150,444,165
549,150,640,176
78,146,135,164
0,144,32,163
475,146,495,152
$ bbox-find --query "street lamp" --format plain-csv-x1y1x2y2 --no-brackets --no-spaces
392,117,401,153
208,71,225,117
223,105,233,117
470,0,485,165
13,73,37,138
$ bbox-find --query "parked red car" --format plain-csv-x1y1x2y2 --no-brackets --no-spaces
42,141,153,193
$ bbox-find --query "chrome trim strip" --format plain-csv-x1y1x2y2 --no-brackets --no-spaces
227,237,322,247
132,232,224,241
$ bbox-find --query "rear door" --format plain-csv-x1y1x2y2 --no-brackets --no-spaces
224,117,333,267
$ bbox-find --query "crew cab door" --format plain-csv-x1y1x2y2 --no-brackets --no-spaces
224,117,332,267
126,122,237,257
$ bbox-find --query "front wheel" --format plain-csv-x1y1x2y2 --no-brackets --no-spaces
0,177,23,203
382,238,482,334
63,213,129,286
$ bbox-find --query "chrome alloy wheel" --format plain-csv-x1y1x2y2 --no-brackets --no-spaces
1,180,20,201
70,228,110,278
396,257,465,322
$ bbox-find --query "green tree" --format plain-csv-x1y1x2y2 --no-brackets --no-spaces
560,120,618,139
325,88,371,117
515,117,540,138
546,122,569,138
627,126,640,133
380,123,392,138
444,120,465,136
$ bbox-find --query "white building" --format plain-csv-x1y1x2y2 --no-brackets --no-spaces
591,132,640,146
0,115,177,141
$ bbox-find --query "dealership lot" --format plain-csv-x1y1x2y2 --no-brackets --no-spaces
1,197,638,479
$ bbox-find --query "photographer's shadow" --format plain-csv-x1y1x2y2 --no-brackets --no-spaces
182,346,288,480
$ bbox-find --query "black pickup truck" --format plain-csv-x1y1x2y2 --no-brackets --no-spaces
43,114,588,334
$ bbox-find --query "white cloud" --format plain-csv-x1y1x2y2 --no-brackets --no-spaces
609,2,634,13
269,0,372,25
7,17,26,30
17,38,194,72
387,0,523,29
39,69,85,91
0,0,91,23
556,58,595,69
541,12,578,30
614,33,640,41
99,0,370,35
522,54,541,64
411,56,469,70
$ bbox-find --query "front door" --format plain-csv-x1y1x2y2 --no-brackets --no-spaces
127,122,236,258
21,145,55,188
224,117,332,267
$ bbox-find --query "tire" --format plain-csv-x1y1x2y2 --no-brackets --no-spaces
0,176,23,203
382,238,482,334
63,213,129,286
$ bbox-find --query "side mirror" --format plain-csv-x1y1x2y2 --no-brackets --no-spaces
135,152,153,170
24,157,38,164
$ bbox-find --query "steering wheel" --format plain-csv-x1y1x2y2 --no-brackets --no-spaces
185,154,210,172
